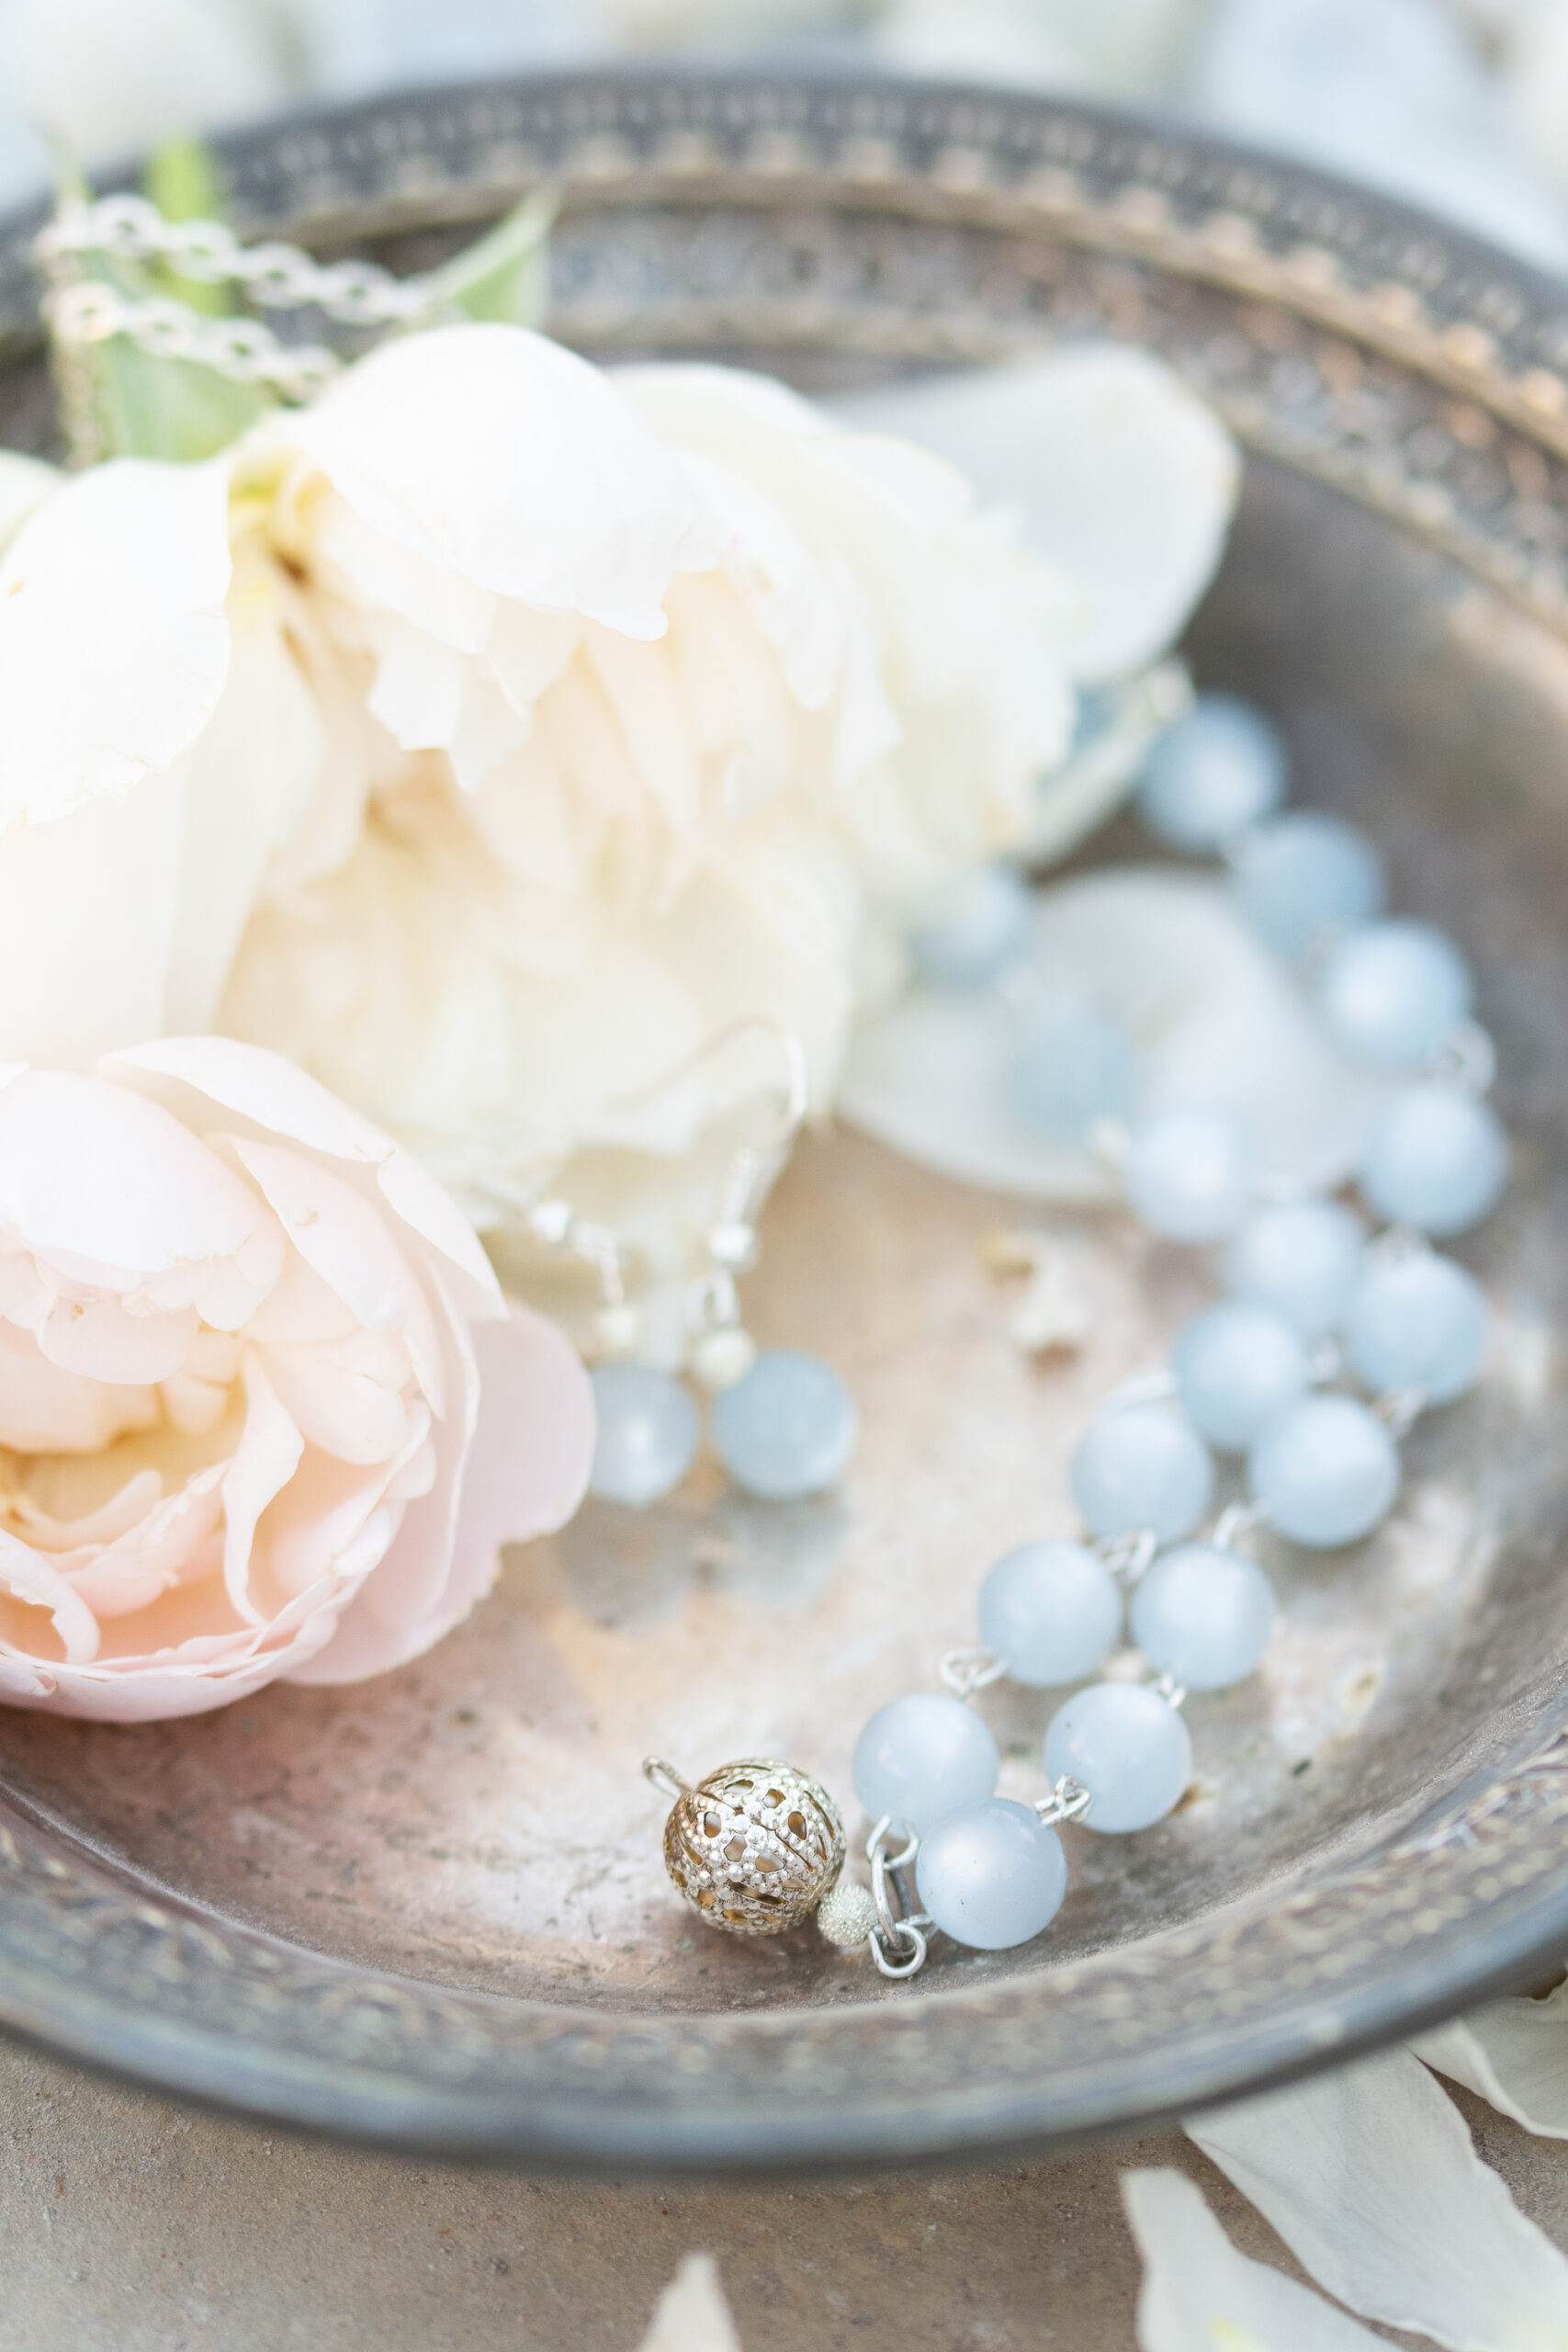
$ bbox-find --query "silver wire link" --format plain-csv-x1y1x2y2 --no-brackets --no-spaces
940,1647,1009,1698
1034,1774,1092,1829
1372,1387,1426,1441
1428,1017,1497,1099
865,1816,931,1979
642,1758,692,1802
1094,1527,1157,1583
1211,1498,1270,1553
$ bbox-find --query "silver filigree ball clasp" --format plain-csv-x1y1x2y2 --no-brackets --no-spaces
648,1757,846,1936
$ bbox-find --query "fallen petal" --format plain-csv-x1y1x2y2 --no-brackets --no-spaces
1187,2046,1568,2349
841,869,1389,1202
827,347,1239,683
1415,1984,1568,2139
1122,2166,1386,2350
637,2253,742,2352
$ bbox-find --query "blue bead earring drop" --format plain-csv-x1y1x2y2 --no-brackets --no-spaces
526,1019,859,1512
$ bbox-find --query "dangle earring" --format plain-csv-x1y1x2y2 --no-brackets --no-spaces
528,1020,860,1510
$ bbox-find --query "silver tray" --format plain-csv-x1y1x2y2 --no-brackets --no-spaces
0,70,1566,2171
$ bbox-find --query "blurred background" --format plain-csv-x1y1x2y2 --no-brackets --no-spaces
7,0,1568,276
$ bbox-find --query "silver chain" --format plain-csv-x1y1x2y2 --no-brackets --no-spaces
38,193,433,326
35,192,454,411
40,278,341,403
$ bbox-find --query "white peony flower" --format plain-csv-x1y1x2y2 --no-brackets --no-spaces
0,1035,592,1719
0,324,1233,1303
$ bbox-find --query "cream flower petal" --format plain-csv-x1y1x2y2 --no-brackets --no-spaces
230,1136,443,1410
1186,2046,1568,2349
265,322,700,639
1415,1984,1568,2138
220,1352,304,1626
35,1291,197,1386
0,1530,102,1665
0,453,61,553
288,1296,593,1685
0,454,232,828
101,1035,504,1320
637,2254,743,2352
1122,2167,1386,2350
0,1070,276,1295
827,347,1240,683
0,1316,156,1453
840,870,1389,1202
162,546,335,1035
0,761,186,1068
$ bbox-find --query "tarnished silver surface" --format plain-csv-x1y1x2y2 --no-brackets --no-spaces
0,74,1565,2166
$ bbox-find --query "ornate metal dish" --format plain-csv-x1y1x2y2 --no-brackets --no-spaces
0,72,1567,2169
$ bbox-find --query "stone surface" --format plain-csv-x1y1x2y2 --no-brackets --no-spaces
0,2035,1535,2348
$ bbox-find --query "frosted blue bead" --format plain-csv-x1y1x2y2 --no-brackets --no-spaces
1174,1302,1308,1453
588,1364,699,1506
1043,1682,1192,1834
1130,1544,1278,1690
1345,1251,1487,1405
1316,922,1472,1071
1230,812,1384,960
977,1540,1122,1687
1137,695,1287,850
1224,1199,1366,1337
906,863,1032,989
1125,1106,1258,1243
1359,1084,1507,1237
852,1691,999,1837
917,1799,1068,1951
1247,1394,1400,1548
1070,1406,1213,1544
1012,1010,1139,1141
711,1349,858,1500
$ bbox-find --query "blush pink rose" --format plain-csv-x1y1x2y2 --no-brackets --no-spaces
0,1035,592,1719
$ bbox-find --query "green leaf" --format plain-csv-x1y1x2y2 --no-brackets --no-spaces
55,138,278,464
419,188,558,329
142,137,231,316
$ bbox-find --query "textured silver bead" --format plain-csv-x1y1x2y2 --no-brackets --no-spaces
660,1759,846,1936
815,1879,879,1951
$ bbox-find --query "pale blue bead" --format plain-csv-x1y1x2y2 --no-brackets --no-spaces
907,864,1032,989
588,1365,699,1506
977,1540,1122,1687
917,1799,1068,1951
1137,695,1287,850
1125,1106,1258,1243
852,1691,999,1837
711,1349,858,1500
1070,1406,1213,1544
1345,1251,1487,1405
1043,1682,1192,1834
1174,1302,1308,1453
1224,1199,1366,1337
1012,1010,1139,1141
1230,812,1384,960
1247,1394,1400,1548
1130,1544,1278,1690
1316,921,1472,1071
1359,1084,1507,1236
